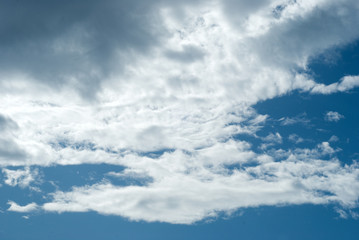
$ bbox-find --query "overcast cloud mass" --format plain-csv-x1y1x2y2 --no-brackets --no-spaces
1,0,359,224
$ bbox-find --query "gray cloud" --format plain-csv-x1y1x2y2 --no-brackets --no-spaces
232,0,359,69
165,45,205,63
2,0,359,224
0,114,26,163
0,114,18,132
0,139,27,162
222,0,272,24
0,0,168,99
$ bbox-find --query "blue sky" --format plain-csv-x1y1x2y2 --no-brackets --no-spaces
1,0,359,239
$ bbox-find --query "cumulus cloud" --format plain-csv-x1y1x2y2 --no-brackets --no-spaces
2,167,39,188
7,201,39,213
1,0,359,224
325,111,345,122
37,143,359,224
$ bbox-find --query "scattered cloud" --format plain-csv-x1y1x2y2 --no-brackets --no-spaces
37,143,359,224
279,114,310,126
335,208,359,220
288,134,305,144
329,135,339,142
262,133,282,144
7,201,39,213
325,111,345,122
2,167,40,188
1,0,359,224
260,133,283,149
335,208,349,219
311,75,359,95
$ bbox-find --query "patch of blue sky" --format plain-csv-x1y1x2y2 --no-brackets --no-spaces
307,41,359,84
1,1,359,238
254,40,359,165
0,164,125,213
1,205,358,240
0,167,41,205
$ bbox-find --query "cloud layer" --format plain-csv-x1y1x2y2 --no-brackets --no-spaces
1,0,359,223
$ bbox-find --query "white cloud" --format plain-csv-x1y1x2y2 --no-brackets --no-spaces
1,0,359,224
0,0,358,168
260,132,282,149
325,111,345,122
262,133,282,144
279,114,310,126
2,167,39,188
335,208,349,219
7,201,38,213
37,144,359,224
335,208,359,219
288,134,305,144
311,75,359,94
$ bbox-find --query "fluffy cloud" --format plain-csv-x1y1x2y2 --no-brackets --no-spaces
1,0,359,223
2,167,39,188
7,201,39,213
325,111,345,122
311,75,359,94
40,142,359,224
1,0,359,167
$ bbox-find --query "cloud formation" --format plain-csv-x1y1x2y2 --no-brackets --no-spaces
311,76,359,95
2,167,39,188
7,201,39,213
33,142,359,223
1,0,359,223
325,111,345,122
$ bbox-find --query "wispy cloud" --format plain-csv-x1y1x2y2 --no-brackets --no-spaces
311,76,359,95
2,167,40,188
325,111,345,122
329,135,339,142
279,114,310,126
288,134,305,144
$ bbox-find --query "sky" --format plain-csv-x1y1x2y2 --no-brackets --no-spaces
1,0,359,239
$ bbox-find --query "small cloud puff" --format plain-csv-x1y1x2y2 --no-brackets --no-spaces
288,134,304,144
329,135,339,142
279,113,310,126
2,167,39,188
325,111,344,122
7,201,39,213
